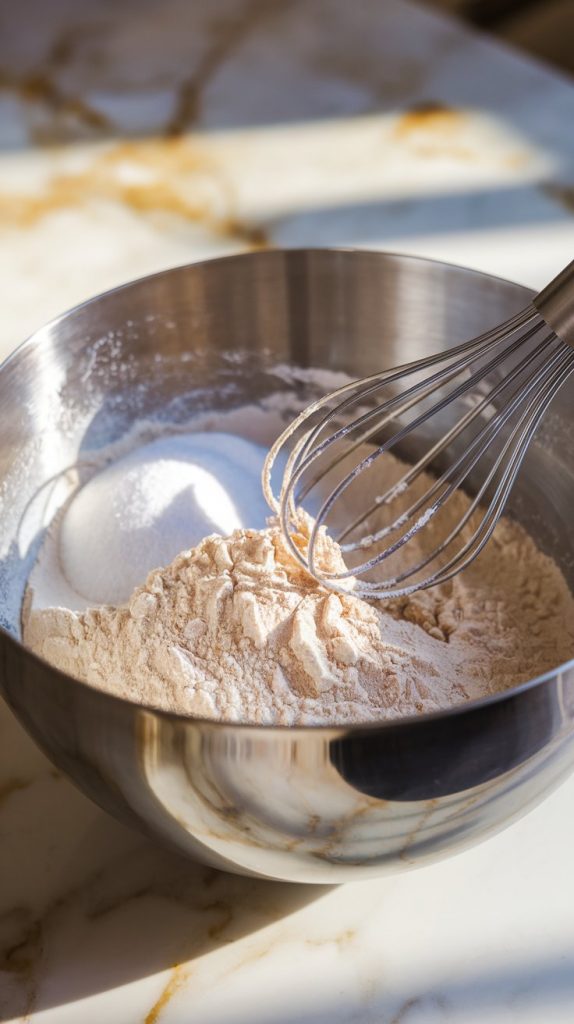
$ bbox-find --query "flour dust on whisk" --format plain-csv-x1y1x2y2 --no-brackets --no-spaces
263,260,574,600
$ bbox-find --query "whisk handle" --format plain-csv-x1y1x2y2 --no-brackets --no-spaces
534,260,574,348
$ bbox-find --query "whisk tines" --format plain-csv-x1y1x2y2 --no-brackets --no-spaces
263,284,574,600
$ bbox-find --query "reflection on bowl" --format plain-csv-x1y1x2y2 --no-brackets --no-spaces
1,249,574,883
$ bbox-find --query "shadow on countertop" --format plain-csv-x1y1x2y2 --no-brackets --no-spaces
0,701,331,1021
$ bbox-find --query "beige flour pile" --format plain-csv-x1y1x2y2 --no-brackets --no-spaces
24,496,574,725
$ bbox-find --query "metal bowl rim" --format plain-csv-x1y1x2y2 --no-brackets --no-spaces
0,247,536,376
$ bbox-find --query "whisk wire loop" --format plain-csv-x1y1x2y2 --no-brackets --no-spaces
317,342,574,597
282,307,538,516
337,329,558,551
299,318,545,566
263,284,574,600
262,306,535,515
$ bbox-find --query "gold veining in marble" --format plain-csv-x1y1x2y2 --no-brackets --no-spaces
304,926,357,950
166,0,282,137
0,845,156,1017
0,776,32,808
393,100,463,137
389,996,424,1023
0,67,109,138
0,26,111,145
0,907,41,1019
86,884,154,921
144,963,190,1024
0,907,41,976
0,138,268,248
393,100,478,160
0,0,286,149
204,899,235,942
399,798,440,864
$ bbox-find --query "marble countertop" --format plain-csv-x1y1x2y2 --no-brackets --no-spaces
1,1,574,1021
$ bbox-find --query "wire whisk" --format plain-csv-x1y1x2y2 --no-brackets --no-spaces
263,260,574,600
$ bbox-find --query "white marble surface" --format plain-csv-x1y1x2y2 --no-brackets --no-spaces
1,1,574,1021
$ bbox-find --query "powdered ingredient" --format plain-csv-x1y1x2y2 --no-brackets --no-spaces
59,433,271,605
24,461,574,725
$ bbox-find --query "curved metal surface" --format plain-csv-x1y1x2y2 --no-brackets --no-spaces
1,249,573,883
534,259,574,349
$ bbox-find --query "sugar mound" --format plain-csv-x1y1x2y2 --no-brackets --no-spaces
59,433,270,605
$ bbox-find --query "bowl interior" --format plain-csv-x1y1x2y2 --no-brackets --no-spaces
1,249,573,655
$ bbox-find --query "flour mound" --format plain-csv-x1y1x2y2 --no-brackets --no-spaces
23,518,461,724
24,485,574,726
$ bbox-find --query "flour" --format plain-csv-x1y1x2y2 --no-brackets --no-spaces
23,473,574,725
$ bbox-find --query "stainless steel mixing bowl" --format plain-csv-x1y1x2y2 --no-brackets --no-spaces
1,249,573,883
